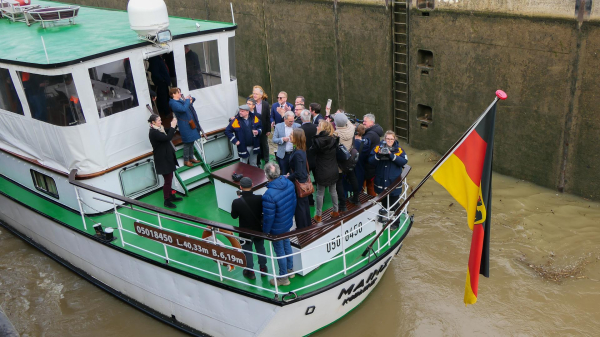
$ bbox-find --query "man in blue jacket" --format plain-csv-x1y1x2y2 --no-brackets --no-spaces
270,91,294,127
262,162,296,286
225,105,262,167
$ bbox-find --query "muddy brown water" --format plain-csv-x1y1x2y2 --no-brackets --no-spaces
1,144,599,337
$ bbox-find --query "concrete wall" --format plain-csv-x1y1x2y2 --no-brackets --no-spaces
78,0,394,129
408,4,600,200
58,0,599,200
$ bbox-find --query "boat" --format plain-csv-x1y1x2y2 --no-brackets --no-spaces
0,1,413,335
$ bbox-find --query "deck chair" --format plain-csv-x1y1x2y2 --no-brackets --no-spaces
1,0,40,26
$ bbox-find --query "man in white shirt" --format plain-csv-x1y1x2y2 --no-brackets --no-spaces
272,111,300,175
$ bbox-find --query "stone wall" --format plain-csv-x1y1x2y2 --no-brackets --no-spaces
409,3,600,199
57,0,599,199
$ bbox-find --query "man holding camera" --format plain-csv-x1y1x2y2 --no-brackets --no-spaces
368,130,407,211
231,177,267,280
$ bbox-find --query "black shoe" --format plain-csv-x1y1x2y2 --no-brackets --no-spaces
260,265,268,277
349,196,361,205
164,200,176,209
243,269,256,280
170,194,183,202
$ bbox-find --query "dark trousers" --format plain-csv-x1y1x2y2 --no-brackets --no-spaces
259,132,270,164
162,172,173,200
155,82,170,117
277,152,291,175
241,237,267,269
336,173,347,210
337,171,360,203
295,196,311,229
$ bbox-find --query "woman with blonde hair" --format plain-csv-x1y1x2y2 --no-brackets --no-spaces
288,128,311,229
251,85,271,165
309,120,339,222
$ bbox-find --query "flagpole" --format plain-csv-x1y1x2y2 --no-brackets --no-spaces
362,92,505,257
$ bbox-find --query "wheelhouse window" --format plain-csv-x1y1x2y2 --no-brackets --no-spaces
185,40,221,90
228,37,236,81
89,58,139,118
18,71,86,126
31,170,59,199
0,68,23,115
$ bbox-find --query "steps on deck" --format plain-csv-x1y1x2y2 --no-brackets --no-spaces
173,140,212,194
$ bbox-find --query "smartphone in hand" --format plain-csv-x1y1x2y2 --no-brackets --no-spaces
326,99,332,109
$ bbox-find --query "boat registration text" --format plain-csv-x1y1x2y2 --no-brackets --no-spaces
134,222,247,267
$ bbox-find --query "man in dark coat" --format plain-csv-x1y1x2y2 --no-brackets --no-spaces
300,109,317,205
362,113,384,196
231,177,267,280
148,114,182,208
252,86,271,165
148,56,172,117
310,102,325,125
185,45,205,90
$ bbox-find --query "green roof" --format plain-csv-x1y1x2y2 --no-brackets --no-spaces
0,1,235,67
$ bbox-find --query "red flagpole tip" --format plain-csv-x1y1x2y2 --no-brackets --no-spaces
496,90,507,100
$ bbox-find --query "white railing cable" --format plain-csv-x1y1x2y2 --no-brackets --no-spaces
73,187,87,230
96,185,410,296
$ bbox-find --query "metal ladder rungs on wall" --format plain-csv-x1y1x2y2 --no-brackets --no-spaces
392,0,409,142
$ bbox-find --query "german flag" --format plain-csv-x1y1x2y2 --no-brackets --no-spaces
431,92,503,305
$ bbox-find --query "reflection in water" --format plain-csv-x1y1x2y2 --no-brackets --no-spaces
1,144,599,336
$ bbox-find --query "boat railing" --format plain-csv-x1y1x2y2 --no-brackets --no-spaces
68,167,411,300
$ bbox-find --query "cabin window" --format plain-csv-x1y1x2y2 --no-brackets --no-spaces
184,40,222,90
30,170,59,199
119,161,159,197
228,37,236,81
88,58,139,118
18,71,86,126
0,68,24,115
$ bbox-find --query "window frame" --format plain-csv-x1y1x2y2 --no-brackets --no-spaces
87,57,140,119
30,169,59,199
0,67,24,115
118,160,160,198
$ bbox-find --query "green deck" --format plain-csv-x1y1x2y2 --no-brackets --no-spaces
0,1,235,66
0,174,408,300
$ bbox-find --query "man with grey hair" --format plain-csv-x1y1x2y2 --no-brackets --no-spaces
261,162,296,286
272,111,300,175
362,113,383,196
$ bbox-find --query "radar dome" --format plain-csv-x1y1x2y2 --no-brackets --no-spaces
127,0,170,37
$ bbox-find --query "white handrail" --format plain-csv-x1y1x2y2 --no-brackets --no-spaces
93,185,410,296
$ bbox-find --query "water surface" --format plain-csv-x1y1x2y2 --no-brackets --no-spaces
1,144,599,336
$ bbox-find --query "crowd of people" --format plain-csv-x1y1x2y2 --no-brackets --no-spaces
223,86,408,285
147,84,408,286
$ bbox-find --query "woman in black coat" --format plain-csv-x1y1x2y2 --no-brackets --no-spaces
148,114,182,209
288,129,312,229
309,120,339,222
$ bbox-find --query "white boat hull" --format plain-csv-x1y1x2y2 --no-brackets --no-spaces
0,192,403,336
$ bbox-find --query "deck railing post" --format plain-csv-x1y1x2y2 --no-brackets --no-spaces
113,199,125,248
211,228,223,282
73,187,87,230
268,240,279,297
157,214,169,264
340,220,347,275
